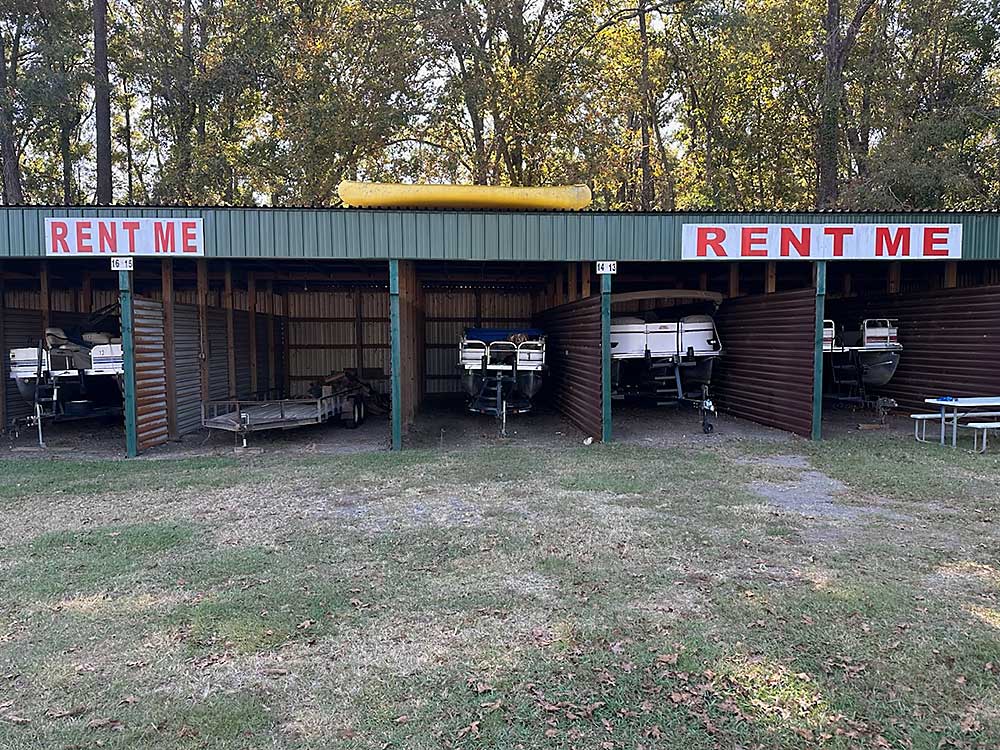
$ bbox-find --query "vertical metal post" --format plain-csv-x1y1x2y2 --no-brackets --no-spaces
119,270,138,457
811,260,827,442
601,272,612,443
389,259,402,450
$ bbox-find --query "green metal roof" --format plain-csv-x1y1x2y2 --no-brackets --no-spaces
2,206,999,261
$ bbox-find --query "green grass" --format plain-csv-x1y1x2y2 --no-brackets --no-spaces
2,434,999,748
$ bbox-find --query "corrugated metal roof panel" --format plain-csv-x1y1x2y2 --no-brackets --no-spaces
3,206,1000,260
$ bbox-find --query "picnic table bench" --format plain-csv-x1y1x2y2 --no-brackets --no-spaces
919,397,1000,448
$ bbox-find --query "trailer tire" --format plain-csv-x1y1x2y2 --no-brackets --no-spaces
358,398,366,424
703,422,714,434
346,399,362,429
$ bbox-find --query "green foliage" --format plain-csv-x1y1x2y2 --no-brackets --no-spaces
1,0,998,208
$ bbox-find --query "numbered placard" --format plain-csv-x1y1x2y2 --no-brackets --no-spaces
110,257,134,272
596,260,617,274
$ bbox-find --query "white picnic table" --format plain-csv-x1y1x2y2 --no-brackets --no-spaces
924,396,1000,447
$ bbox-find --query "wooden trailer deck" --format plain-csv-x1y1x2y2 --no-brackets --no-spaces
202,393,360,434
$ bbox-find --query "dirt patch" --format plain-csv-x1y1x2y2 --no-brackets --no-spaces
612,404,797,447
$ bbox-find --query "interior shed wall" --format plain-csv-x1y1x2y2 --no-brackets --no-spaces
713,288,817,437
423,286,535,394
826,284,1000,411
284,288,389,396
534,296,603,439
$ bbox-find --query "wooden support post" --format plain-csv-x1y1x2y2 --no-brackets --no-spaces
80,272,92,313
266,281,276,394
40,260,50,331
389,260,402,450
161,260,178,439
281,291,291,397
224,263,236,398
944,261,957,289
248,271,258,395
568,262,579,302
888,262,901,294
581,262,591,298
196,259,209,405
728,263,740,298
765,261,777,294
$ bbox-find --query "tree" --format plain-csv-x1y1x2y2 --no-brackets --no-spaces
816,0,877,206
94,0,111,203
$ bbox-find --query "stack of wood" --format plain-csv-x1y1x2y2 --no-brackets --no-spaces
313,368,390,415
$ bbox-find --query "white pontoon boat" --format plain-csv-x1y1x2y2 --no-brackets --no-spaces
823,318,902,404
458,327,545,433
610,291,723,433
7,321,124,445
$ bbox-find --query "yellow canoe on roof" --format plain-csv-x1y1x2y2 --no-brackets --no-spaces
338,181,592,210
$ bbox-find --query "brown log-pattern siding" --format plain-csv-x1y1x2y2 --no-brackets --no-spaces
133,297,170,451
713,289,817,437
827,285,1000,411
535,296,602,439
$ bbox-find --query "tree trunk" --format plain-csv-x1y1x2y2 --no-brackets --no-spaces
60,118,73,205
0,29,24,204
637,3,653,210
94,0,113,204
122,78,134,202
817,0,842,207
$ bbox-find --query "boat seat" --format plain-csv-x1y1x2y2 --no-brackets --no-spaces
910,413,940,443
962,422,1000,453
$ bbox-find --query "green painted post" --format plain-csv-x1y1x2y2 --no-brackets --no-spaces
389,259,402,451
601,272,612,443
119,270,138,457
811,260,827,441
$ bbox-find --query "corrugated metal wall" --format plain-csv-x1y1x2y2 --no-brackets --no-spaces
285,289,389,395
4,207,1000,260
133,297,170,450
207,309,229,400
173,303,202,435
827,285,1000,411
3,310,42,424
233,310,252,397
424,286,534,393
534,296,603,438
256,313,273,395
713,289,817,437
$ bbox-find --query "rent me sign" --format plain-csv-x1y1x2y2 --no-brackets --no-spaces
681,223,962,260
45,218,204,256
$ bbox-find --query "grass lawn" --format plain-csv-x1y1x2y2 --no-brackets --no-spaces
1,434,999,748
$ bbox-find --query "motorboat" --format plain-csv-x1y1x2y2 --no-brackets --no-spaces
823,318,902,402
458,328,545,429
7,319,124,444
610,297,723,432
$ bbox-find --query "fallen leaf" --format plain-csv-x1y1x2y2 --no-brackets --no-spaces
656,653,679,665
46,706,88,719
296,620,314,630
263,667,289,677
177,724,199,738
87,717,123,730
118,696,140,706
394,715,409,724
457,720,480,738
335,727,357,739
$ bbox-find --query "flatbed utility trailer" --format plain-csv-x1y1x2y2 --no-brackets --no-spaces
202,390,365,446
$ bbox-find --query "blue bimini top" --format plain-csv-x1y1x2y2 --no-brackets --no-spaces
465,327,545,343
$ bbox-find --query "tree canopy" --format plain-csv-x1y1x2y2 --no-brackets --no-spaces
1,0,997,209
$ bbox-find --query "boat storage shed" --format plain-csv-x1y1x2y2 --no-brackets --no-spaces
1,206,998,455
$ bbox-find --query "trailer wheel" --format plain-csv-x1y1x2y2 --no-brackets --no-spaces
703,422,715,434
358,398,366,425
346,399,362,429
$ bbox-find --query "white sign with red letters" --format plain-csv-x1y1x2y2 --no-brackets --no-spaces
45,217,204,256
681,223,962,260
